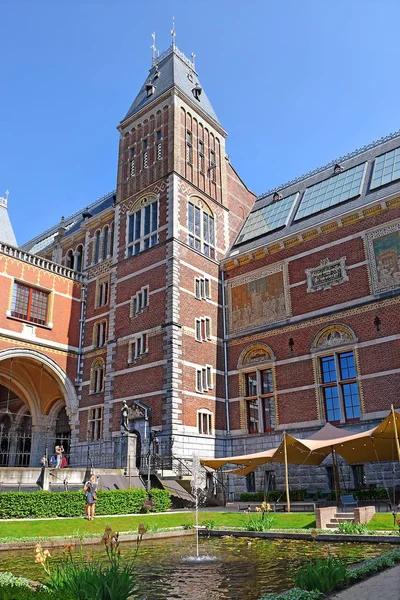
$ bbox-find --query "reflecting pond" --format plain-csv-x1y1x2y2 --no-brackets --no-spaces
0,536,392,599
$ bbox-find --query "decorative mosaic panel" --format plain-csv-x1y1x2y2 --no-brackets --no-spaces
366,221,400,294
227,264,290,334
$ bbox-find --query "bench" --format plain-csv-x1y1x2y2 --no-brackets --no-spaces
272,501,325,512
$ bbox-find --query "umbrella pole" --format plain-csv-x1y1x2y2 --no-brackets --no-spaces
283,432,290,513
331,447,340,508
391,405,400,463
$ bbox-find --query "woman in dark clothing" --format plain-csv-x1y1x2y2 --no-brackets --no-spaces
84,473,98,520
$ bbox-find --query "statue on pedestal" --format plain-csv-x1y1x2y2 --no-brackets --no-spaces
121,400,129,432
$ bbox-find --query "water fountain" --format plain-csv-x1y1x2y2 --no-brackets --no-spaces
182,453,217,563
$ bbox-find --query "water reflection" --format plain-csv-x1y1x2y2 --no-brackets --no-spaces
0,536,391,600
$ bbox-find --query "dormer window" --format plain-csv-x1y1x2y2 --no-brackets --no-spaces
146,82,156,97
192,83,202,101
333,163,344,175
272,192,283,202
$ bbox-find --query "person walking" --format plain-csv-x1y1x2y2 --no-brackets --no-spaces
84,473,98,520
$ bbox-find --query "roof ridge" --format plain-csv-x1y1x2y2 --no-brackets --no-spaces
22,189,115,247
257,129,400,201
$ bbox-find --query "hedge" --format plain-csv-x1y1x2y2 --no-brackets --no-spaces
240,487,391,503
0,488,171,519
0,586,76,600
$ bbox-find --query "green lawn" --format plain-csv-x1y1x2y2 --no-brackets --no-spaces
0,511,395,542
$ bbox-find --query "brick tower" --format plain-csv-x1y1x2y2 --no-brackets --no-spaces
107,42,255,460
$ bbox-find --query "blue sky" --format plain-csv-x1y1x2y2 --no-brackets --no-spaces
1,0,400,244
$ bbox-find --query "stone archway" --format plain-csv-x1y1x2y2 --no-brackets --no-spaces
0,348,78,467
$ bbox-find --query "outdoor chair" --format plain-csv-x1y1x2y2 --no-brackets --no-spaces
340,493,358,512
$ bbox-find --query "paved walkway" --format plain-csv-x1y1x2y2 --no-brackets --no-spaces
329,565,400,599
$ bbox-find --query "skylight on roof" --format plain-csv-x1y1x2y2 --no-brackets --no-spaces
294,163,366,221
370,147,400,189
236,193,298,245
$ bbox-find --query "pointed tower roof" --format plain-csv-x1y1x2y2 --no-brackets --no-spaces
122,45,221,127
0,192,17,246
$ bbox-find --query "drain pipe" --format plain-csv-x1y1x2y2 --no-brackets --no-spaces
221,269,230,435
76,283,86,383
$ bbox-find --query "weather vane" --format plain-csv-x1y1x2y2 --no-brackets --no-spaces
171,16,176,47
151,32,157,65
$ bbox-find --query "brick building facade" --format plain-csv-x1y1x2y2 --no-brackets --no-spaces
1,44,399,494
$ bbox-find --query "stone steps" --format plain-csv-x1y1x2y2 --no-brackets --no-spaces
326,511,355,529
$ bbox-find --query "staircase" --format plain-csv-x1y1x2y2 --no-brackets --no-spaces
325,511,355,529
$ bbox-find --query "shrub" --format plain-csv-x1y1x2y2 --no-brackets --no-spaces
0,572,30,589
200,519,217,530
348,548,400,582
0,488,170,519
293,556,349,593
260,589,322,600
336,522,367,535
244,513,275,532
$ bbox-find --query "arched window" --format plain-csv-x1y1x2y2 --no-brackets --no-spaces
197,409,212,435
102,226,109,261
65,249,74,269
93,320,107,347
75,244,83,272
238,344,276,434
90,359,105,393
93,230,101,264
188,198,215,258
127,196,159,257
109,223,114,259
312,325,361,424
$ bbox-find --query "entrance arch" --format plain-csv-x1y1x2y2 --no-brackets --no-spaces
0,348,78,467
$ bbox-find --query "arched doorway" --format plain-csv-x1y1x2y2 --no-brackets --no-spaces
0,349,78,467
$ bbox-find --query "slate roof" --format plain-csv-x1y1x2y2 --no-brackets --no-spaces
21,190,115,254
0,198,17,246
230,130,400,256
123,45,220,126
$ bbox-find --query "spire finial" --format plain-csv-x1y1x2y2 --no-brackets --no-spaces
151,32,157,65
171,16,176,47
0,190,9,208
191,52,196,69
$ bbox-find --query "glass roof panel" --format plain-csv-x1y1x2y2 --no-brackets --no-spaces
370,147,400,189
294,163,366,221
236,193,298,244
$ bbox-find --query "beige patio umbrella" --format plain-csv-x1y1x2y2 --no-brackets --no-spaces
200,447,276,471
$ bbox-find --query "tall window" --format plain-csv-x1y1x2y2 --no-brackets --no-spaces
186,130,193,164
10,283,49,326
127,198,158,257
131,287,149,316
91,360,105,393
142,139,148,169
195,317,211,342
244,369,275,434
188,201,215,258
130,333,148,361
198,140,204,173
196,366,212,393
195,277,211,300
129,147,135,177
198,410,212,435
156,130,162,160
88,407,103,441
102,227,109,261
93,230,100,264
93,321,107,347
209,150,216,181
75,245,83,272
320,351,361,423
96,278,109,308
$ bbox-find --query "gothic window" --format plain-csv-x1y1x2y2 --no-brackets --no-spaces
127,198,159,257
319,351,361,423
129,147,135,177
198,409,212,435
93,320,107,347
65,249,74,269
156,130,162,160
142,139,148,169
198,140,204,173
188,200,215,258
88,407,103,441
93,230,101,264
102,227,109,261
90,359,105,394
10,282,49,326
